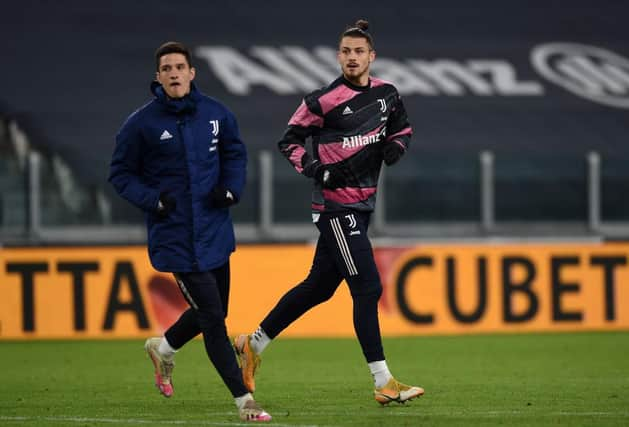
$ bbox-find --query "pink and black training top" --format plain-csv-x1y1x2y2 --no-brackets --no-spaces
278,75,412,214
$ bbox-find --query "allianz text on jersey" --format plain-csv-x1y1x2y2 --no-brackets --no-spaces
194,43,629,109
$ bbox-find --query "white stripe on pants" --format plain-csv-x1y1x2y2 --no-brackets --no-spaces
330,217,358,276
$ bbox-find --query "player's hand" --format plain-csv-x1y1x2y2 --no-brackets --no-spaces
382,142,405,166
156,192,176,217
211,185,236,208
304,161,345,189
316,165,345,189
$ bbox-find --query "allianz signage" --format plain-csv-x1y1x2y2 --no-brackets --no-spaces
195,42,629,109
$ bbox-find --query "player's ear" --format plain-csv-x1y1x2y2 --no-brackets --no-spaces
369,50,376,63
190,67,196,81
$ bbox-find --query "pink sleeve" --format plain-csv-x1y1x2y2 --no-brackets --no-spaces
288,101,323,128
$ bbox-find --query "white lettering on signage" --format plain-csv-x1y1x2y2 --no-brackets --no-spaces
195,43,629,108
251,47,321,92
194,46,296,95
532,43,629,108
195,45,544,98
468,60,544,95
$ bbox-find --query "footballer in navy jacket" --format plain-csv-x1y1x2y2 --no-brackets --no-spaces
108,43,271,421
109,80,246,273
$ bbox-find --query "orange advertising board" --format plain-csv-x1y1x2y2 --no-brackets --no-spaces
1,243,628,339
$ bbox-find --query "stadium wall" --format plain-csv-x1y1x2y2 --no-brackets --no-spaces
2,2,629,230
1,243,628,339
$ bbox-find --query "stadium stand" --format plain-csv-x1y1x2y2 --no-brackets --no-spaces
1,1,628,244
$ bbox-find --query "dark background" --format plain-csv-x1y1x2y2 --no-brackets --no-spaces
2,0,628,224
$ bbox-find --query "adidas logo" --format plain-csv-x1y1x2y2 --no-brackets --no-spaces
342,106,353,115
160,130,173,140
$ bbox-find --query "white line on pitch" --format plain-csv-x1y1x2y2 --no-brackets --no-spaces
0,416,324,427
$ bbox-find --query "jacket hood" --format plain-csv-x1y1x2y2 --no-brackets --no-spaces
150,81,201,114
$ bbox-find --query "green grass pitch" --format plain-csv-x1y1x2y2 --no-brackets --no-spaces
1,332,628,426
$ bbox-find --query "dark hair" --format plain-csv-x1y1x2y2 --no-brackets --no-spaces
155,41,193,71
340,19,374,50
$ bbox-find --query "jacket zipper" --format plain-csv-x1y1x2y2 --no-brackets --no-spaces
177,118,200,269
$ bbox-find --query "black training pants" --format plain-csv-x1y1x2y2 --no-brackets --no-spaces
164,263,248,397
261,210,385,362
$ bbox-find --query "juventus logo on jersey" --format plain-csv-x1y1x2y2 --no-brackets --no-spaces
377,99,387,113
210,120,219,136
